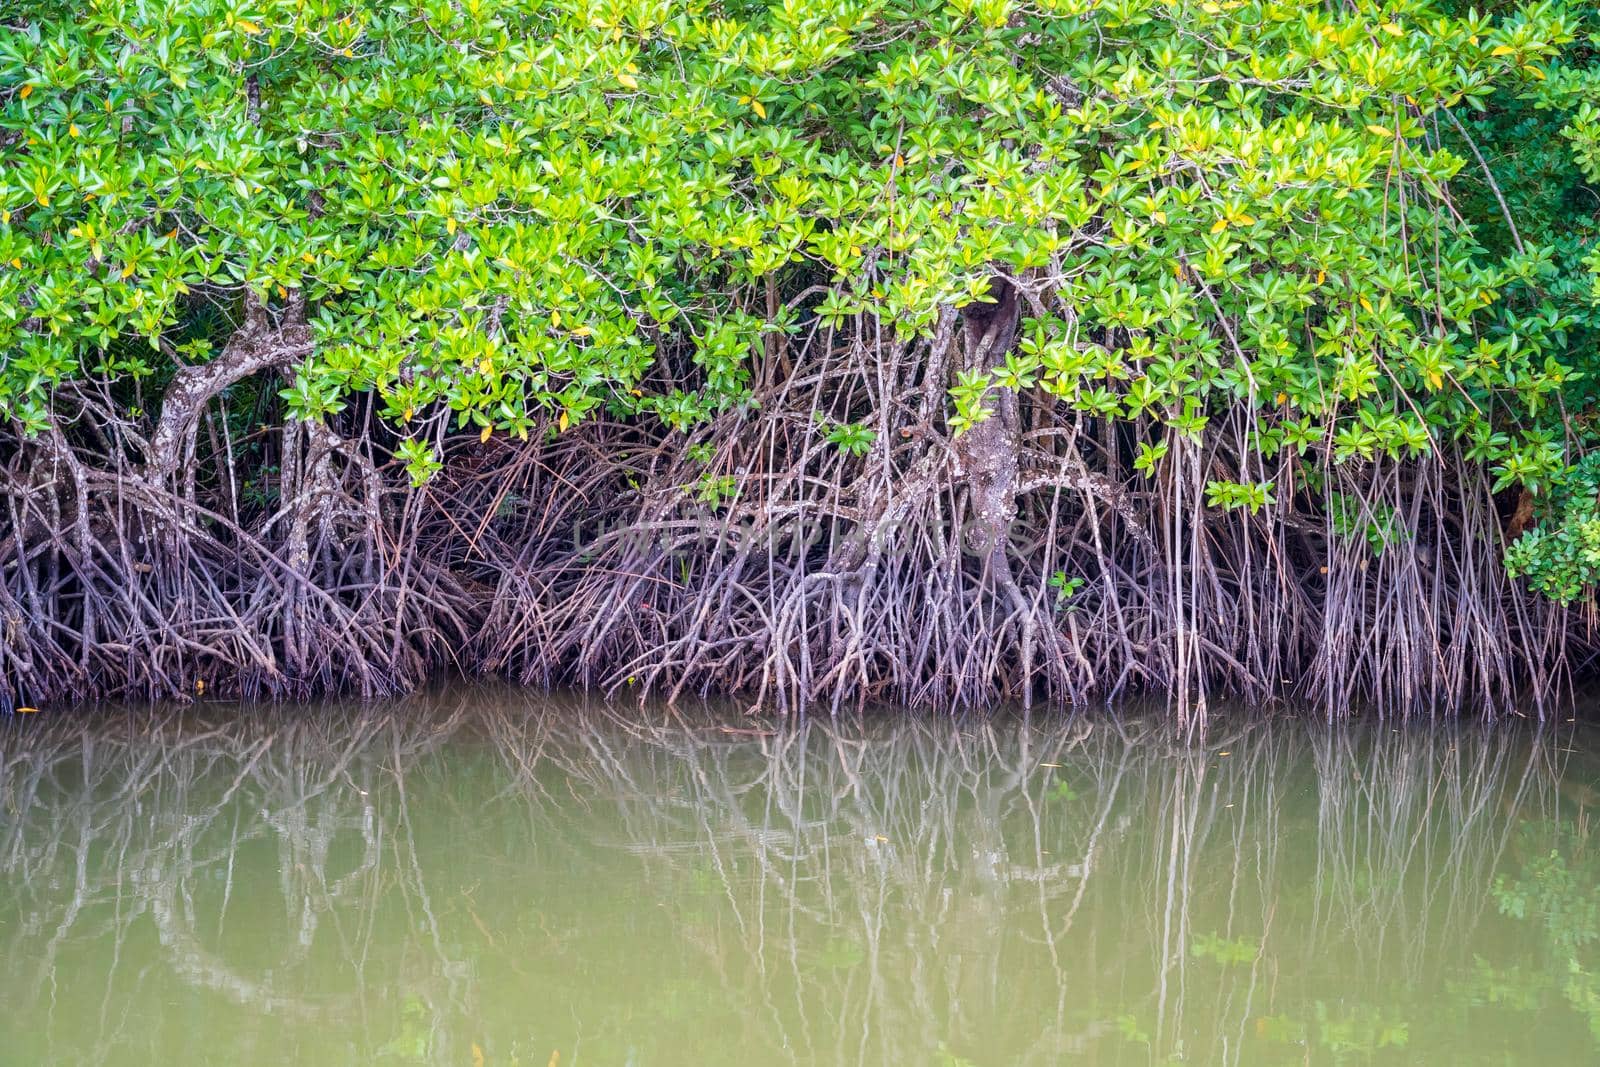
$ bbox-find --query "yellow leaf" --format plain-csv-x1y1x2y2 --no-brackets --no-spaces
472,1044,485,1067
1209,218,1228,234
1274,392,1288,405
15,706,38,714
1380,22,1402,36
165,228,177,239
237,19,261,34
301,251,314,263
276,284,288,299
479,358,494,374
1366,124,1394,137
569,325,592,337
35,192,49,207
195,679,205,695
616,72,639,90
1359,296,1373,313
18,84,31,100
341,48,353,57
68,123,79,138
1425,370,1442,390
1235,213,1255,225
8,258,19,269
1315,268,1326,284
446,217,457,235
558,411,570,432
550,309,561,328
480,425,492,443
1528,66,1546,81
750,99,766,119
1173,262,1185,278
402,406,414,421
1491,45,1516,56
1,210,8,224
121,262,136,278
1151,210,1167,224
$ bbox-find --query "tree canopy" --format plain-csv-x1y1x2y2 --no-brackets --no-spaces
1,0,1585,475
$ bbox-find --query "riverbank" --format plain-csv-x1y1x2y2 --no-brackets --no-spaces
2,419,1584,721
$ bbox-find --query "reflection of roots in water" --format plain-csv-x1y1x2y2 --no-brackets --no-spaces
0,693,1575,1066
0,705,473,1059
515,710,1567,1066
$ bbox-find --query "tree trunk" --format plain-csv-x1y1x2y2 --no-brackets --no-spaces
954,276,1024,563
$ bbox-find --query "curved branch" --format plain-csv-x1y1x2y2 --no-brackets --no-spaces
146,298,312,484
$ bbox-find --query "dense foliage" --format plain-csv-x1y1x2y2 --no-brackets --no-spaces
4,0,1600,712
0,0,1583,473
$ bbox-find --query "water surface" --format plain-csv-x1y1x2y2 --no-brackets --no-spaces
2,690,1597,1065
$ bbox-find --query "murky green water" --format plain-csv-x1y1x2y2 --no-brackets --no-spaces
2,690,1598,1065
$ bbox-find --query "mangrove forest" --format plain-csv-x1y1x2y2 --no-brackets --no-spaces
6,0,1600,719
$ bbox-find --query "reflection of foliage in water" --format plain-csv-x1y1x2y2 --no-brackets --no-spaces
1492,823,1600,1042
1448,958,1554,1013
377,996,434,1062
1192,932,1259,967
1228,1005,1410,1064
